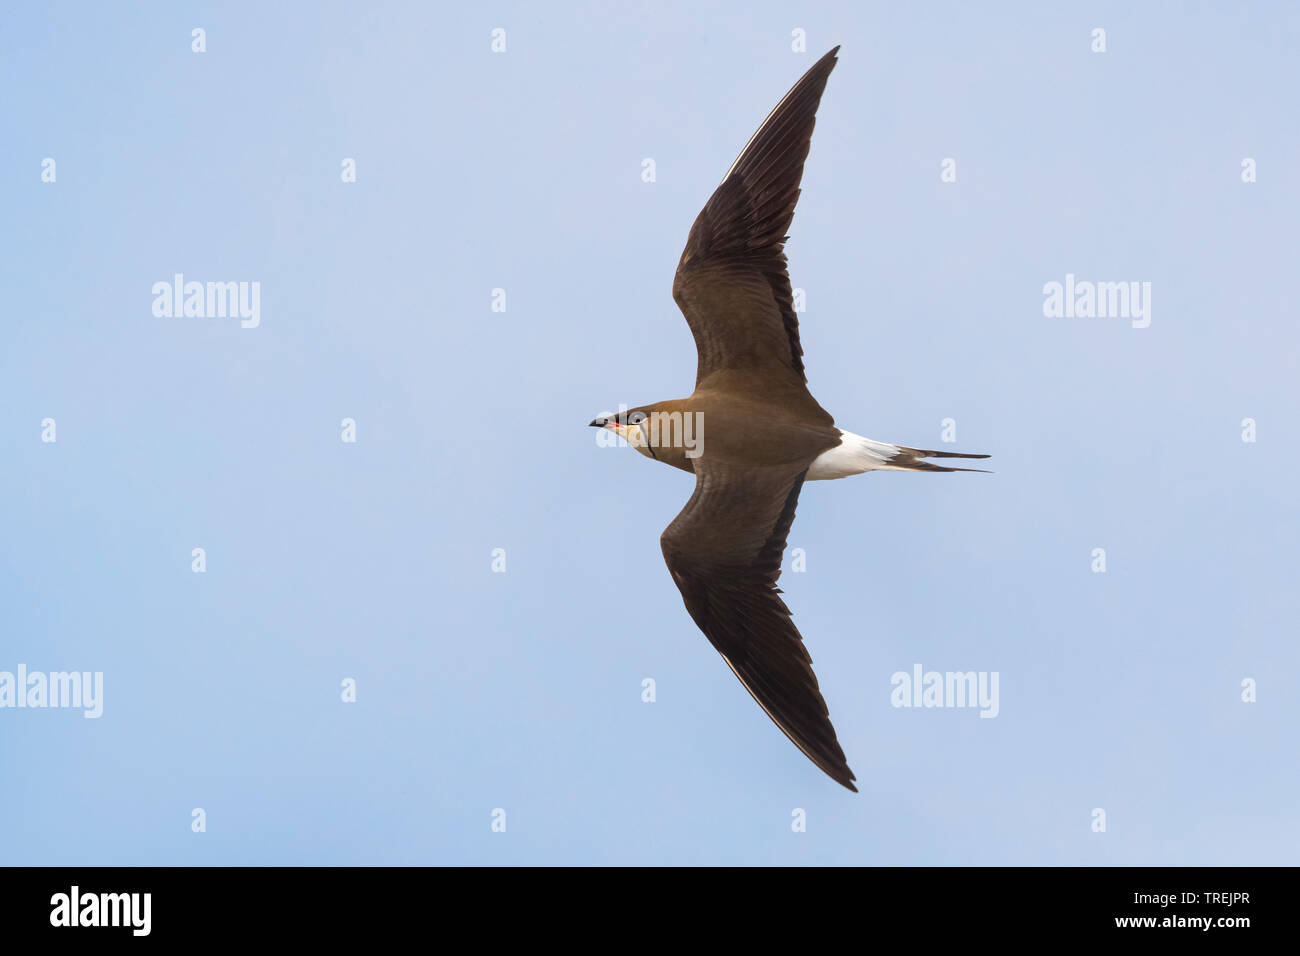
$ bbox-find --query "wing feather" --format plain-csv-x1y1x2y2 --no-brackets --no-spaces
672,47,840,391
660,460,857,791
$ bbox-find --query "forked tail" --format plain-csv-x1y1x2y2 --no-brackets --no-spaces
806,430,992,480
886,445,992,474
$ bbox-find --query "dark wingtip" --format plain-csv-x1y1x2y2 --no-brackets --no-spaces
816,46,841,71
821,760,858,792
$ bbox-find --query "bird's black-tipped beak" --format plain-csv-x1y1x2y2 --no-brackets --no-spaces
589,418,607,427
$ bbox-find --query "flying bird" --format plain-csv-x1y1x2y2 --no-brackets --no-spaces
591,47,989,791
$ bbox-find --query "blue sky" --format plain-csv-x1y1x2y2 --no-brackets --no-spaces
2,1,1297,864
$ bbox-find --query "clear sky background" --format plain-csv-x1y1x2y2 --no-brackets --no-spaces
2,1,1297,865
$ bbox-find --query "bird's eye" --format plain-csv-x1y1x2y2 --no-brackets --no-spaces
629,412,647,425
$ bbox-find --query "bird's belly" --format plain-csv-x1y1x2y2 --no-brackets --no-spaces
806,430,900,480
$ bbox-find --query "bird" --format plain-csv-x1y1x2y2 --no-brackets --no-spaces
590,46,989,792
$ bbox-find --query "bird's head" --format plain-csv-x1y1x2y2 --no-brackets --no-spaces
589,405,704,472
589,410,651,450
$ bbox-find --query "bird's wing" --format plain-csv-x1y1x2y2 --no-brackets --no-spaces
672,46,839,397
660,458,856,791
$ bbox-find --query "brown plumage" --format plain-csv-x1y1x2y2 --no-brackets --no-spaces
591,47,989,792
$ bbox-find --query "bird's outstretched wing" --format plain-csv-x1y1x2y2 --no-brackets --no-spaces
660,459,857,791
672,46,839,398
